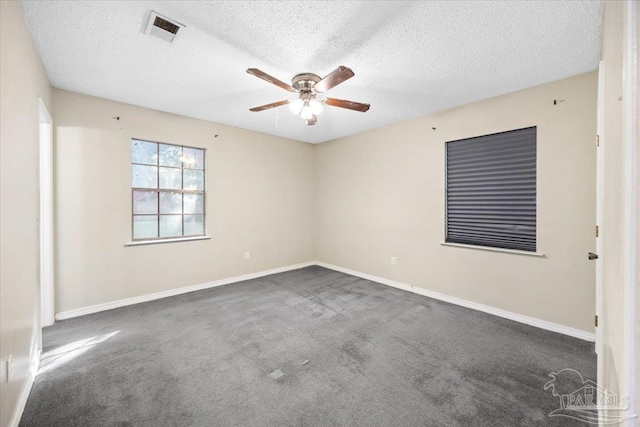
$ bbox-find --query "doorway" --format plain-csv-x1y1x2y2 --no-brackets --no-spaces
39,98,54,328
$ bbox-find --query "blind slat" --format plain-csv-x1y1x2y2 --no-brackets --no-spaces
448,161,536,175
448,233,536,245
447,226,537,238
448,148,536,163
447,218,536,226
447,183,536,190
447,134,535,152
448,173,536,184
448,195,535,201
448,148,535,162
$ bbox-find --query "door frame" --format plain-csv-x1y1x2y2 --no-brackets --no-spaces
39,98,54,329
595,60,604,387
621,0,638,420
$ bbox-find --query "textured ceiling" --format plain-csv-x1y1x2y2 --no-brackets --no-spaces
20,1,602,144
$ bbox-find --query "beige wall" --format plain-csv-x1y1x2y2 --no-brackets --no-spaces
316,71,598,333
55,72,601,335
0,1,53,426
53,89,315,314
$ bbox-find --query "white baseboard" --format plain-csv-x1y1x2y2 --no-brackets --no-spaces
54,260,595,343
55,262,315,321
8,344,40,427
315,262,596,342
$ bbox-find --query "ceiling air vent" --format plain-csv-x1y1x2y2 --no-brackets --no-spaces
144,11,184,43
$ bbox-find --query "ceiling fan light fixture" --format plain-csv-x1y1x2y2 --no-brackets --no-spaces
309,99,324,115
300,103,314,120
289,98,304,114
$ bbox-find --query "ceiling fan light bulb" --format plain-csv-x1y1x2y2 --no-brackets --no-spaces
309,99,324,115
289,99,304,114
300,106,313,120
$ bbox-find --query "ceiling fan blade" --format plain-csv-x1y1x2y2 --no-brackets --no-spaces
306,115,318,126
246,68,297,93
249,99,291,112
314,66,355,93
325,97,370,112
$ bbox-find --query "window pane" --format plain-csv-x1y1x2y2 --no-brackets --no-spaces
184,169,204,190
132,165,158,189
159,144,182,167
131,139,206,242
133,215,158,239
160,215,182,237
160,192,182,214
183,193,203,214
132,140,157,165
133,191,158,214
159,167,182,189
184,214,204,236
182,147,204,170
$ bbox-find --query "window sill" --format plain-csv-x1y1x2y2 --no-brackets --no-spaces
125,235,211,247
440,242,545,257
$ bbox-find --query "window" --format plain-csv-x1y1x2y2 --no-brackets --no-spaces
445,127,536,252
131,139,205,241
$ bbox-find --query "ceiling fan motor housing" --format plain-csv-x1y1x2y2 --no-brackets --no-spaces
292,73,321,92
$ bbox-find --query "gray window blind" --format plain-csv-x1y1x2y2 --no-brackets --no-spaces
445,127,536,252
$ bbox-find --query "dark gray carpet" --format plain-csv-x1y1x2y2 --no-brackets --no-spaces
21,266,595,426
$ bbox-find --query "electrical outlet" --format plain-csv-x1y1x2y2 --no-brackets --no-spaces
6,355,13,382
391,257,397,266
244,252,250,261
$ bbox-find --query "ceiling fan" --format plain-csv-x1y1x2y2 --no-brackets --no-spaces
246,66,370,126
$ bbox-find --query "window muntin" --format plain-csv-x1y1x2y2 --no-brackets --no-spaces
131,139,205,241
445,127,536,252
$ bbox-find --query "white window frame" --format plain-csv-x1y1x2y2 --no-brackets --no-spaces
442,127,542,256
129,138,207,243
